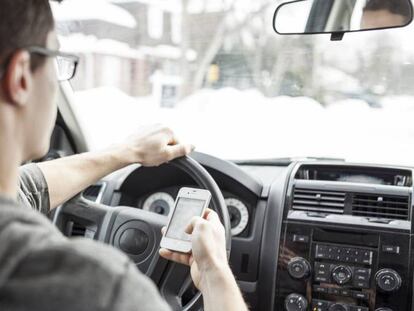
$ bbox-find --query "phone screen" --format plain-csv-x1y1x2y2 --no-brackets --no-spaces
165,197,206,241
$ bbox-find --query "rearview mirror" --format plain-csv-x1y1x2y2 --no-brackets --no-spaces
273,0,413,40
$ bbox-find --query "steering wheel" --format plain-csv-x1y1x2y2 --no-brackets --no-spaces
53,156,232,311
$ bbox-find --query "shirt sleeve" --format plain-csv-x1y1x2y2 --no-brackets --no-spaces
110,262,172,311
0,207,172,311
18,163,50,215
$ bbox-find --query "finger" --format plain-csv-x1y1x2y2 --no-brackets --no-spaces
205,209,222,226
185,216,198,235
166,144,194,161
185,216,205,234
159,248,191,266
188,254,195,266
168,134,180,146
161,227,166,236
203,208,214,219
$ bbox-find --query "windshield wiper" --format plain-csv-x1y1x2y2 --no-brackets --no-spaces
233,157,345,166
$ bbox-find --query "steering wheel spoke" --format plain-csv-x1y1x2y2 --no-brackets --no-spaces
159,263,200,311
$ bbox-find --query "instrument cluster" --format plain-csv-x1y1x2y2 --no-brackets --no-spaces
139,186,251,237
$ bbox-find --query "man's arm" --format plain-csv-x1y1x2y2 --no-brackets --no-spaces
38,125,194,210
197,265,248,311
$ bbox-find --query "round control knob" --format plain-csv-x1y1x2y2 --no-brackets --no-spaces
287,257,311,280
375,269,402,292
284,293,308,311
329,303,348,311
331,265,353,285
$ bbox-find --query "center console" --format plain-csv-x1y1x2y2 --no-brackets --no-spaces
274,163,414,311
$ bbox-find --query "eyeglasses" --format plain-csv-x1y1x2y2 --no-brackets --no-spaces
27,46,79,81
0,46,79,82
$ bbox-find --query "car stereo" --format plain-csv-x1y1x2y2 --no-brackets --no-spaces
274,224,410,311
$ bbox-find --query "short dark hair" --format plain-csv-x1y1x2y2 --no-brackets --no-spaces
363,0,412,20
0,0,55,71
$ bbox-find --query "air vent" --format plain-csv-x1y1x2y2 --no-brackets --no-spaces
70,222,86,237
352,194,410,220
82,184,104,203
292,187,346,214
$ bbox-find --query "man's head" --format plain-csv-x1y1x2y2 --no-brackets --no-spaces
361,0,412,29
0,0,58,162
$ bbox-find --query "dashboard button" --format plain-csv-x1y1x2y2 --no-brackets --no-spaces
315,276,329,282
328,246,338,254
352,291,369,300
332,265,353,285
316,269,329,277
382,245,400,254
355,274,369,282
285,293,308,311
340,289,351,297
316,245,328,259
293,234,309,243
375,269,402,292
328,288,340,295
313,285,328,294
353,280,370,288
315,262,329,270
288,258,311,280
354,268,371,276
362,258,372,265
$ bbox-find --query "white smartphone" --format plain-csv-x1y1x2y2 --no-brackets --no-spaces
160,187,211,253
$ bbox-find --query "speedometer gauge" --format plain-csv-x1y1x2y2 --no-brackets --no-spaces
225,198,249,236
143,192,175,216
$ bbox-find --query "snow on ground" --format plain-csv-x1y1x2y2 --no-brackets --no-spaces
71,87,414,167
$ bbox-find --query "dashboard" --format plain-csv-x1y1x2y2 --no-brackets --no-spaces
80,154,414,311
103,156,262,240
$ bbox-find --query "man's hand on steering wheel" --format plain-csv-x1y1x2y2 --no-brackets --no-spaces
118,124,195,167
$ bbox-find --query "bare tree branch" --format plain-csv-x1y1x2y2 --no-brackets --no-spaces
192,1,273,92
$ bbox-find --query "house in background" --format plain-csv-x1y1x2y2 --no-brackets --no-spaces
55,0,227,107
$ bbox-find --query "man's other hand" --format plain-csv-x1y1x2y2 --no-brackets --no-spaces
120,124,194,167
159,209,230,291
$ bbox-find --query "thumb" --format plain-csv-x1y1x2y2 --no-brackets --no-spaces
166,144,195,161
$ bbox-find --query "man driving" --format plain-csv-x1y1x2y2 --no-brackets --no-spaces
361,0,411,29
0,1,248,310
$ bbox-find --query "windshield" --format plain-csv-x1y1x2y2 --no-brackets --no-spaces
53,0,414,166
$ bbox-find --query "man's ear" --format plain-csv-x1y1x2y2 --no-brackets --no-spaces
2,51,33,106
